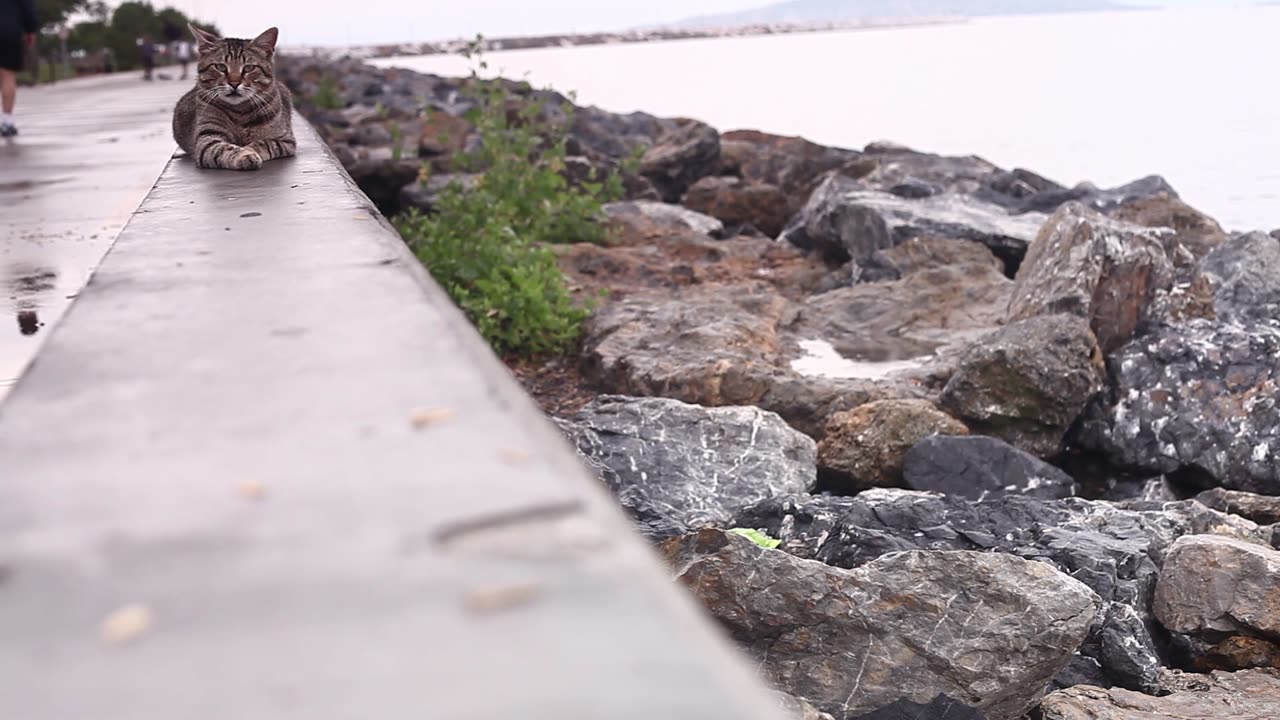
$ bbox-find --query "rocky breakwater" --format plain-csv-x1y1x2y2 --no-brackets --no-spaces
281,56,1280,719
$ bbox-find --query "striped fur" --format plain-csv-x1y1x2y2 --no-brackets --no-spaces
172,25,294,171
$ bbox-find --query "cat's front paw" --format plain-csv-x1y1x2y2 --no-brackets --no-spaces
231,147,263,171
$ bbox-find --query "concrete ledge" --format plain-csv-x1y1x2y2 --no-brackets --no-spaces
0,115,786,719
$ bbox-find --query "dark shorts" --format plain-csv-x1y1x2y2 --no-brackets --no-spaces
0,34,24,72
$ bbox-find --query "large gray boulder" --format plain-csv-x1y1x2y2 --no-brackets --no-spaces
555,396,816,541
1110,194,1228,271
796,263,1012,363
1079,319,1280,495
1196,488,1280,526
902,435,1075,501
638,119,721,202
1154,535,1280,639
733,490,1271,692
1199,230,1280,324
940,315,1105,457
858,236,1004,283
663,530,1097,720
582,282,792,409
779,181,1047,270
1017,175,1180,215
1039,669,1280,720
1008,203,1173,352
602,199,725,238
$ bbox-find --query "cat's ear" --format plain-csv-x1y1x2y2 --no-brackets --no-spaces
189,24,220,52
251,27,279,54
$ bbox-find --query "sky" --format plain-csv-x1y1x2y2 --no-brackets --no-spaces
160,0,774,46
157,0,1231,47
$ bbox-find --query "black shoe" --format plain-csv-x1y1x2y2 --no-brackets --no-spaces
0,124,15,138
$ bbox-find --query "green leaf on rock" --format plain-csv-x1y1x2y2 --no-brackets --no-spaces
728,528,782,549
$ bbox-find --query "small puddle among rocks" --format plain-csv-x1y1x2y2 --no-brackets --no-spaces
789,339,928,381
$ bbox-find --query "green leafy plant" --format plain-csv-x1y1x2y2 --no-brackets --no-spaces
395,38,625,358
727,528,782,549
389,120,403,161
311,75,343,110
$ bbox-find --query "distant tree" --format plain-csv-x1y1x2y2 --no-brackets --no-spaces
85,0,110,23
157,6,185,42
35,0,87,31
60,2,219,72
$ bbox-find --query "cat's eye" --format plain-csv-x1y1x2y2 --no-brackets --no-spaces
243,64,259,73
212,63,227,72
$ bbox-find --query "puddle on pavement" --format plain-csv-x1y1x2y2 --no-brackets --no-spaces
0,177,71,193
790,338,928,380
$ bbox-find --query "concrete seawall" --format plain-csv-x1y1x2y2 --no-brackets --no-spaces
0,115,787,719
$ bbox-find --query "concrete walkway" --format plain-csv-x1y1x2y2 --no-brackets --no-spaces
0,72,185,400
0,106,787,717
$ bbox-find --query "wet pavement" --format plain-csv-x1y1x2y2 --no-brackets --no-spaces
0,115,787,719
0,71,184,400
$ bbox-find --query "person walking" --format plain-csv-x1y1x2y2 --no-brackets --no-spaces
139,35,155,81
176,38,191,80
0,0,39,137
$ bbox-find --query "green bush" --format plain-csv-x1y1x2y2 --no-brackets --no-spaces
396,42,626,358
311,75,343,110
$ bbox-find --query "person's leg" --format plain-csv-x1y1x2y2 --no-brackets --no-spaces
0,69,16,115
0,68,16,136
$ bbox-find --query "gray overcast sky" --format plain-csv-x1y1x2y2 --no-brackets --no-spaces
159,1,772,46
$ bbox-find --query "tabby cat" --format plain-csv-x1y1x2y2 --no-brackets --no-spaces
172,25,295,171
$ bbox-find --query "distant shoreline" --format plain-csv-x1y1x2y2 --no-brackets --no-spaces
282,17,965,61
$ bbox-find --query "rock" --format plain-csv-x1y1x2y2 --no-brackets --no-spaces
1018,175,1179,215
581,283,920,438
779,181,1048,272
719,129,863,213
775,692,836,720
1008,203,1174,353
1154,535,1280,639
794,263,1013,364
859,143,1003,198
347,122,393,146
398,172,481,214
888,177,939,199
582,283,791,409
555,396,816,541
602,200,725,238
1110,195,1227,270
1038,669,1280,720
662,529,1098,720
817,400,968,491
940,315,1104,458
568,105,670,162
416,109,473,160
733,490,1272,692
858,237,1004,283
681,176,790,238
849,696,988,720
982,168,1066,206
346,157,422,217
557,226,828,302
638,119,720,202
1079,319,1280,494
1196,488,1280,526
775,173,883,263
1194,636,1280,672
902,435,1076,501
1199,231,1280,324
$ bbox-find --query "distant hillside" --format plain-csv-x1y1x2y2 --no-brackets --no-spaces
679,0,1134,27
